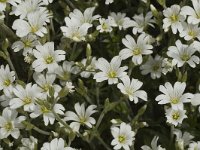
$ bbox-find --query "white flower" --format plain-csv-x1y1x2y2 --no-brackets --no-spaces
96,17,116,33
94,56,128,85
11,0,42,19
0,107,26,139
65,81,75,93
162,58,173,75
155,82,193,110
110,12,132,30
173,129,194,148
61,17,92,42
191,93,200,113
12,34,40,56
105,0,113,5
80,57,97,78
117,76,147,103
33,73,61,99
0,64,15,93
0,0,20,11
163,5,185,34
165,108,187,126
181,0,200,24
32,42,66,73
19,136,38,150
69,7,100,25
0,88,14,107
30,103,65,126
141,136,166,150
56,61,79,81
12,10,50,37
9,83,42,111
188,141,200,150
167,40,199,68
64,103,97,132
140,55,163,79
41,138,73,150
111,122,135,150
179,23,200,41
132,12,155,34
119,34,153,65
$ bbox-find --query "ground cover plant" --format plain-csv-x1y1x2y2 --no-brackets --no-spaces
0,0,200,149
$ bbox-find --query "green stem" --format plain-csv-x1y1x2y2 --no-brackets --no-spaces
6,54,19,80
95,110,105,129
52,110,73,133
33,126,51,136
95,135,112,150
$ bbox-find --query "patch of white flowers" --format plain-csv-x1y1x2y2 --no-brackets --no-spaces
1,0,200,149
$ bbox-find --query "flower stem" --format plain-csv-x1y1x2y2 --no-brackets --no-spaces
33,126,51,136
6,54,19,80
64,0,76,10
52,110,73,133
95,110,105,129
95,134,112,150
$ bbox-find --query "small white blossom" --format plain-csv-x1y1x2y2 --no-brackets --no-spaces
155,82,193,110
41,138,75,150
181,0,200,24
180,23,200,41
117,76,147,103
65,81,75,93
140,55,163,79
12,10,50,37
0,107,26,139
96,17,116,33
32,42,66,73
111,122,135,150
69,7,100,25
30,103,65,126
110,12,132,30
132,12,155,34
61,17,92,42
64,103,97,132
165,108,187,126
94,56,128,84
163,5,185,34
10,83,42,111
162,58,173,75
173,129,194,148
19,136,38,150
119,33,153,65
12,34,40,56
188,141,200,150
167,40,199,68
0,64,15,94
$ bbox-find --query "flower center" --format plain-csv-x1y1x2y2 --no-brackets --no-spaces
181,53,190,61
126,88,133,95
3,79,11,86
72,32,81,41
79,117,86,124
171,97,179,104
102,23,108,30
170,14,179,22
41,105,50,113
188,30,196,38
118,135,126,143
45,55,54,64
31,25,39,33
24,40,32,48
152,64,160,71
172,112,180,120
23,97,32,104
133,47,141,55
4,122,13,131
108,71,117,78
